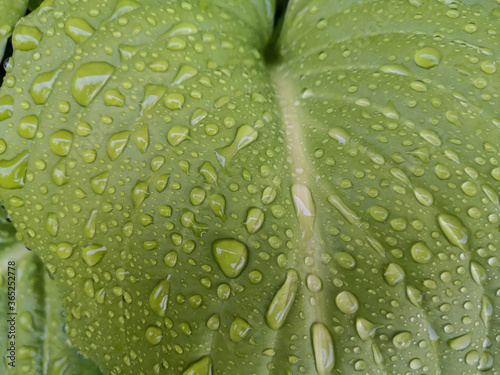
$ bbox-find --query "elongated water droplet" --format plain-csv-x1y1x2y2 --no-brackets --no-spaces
107,131,130,161
65,17,94,44
265,269,298,330
311,322,335,375
46,212,59,236
134,124,149,153
438,214,468,251
167,22,199,36
211,239,248,278
52,159,69,186
181,210,208,237
30,68,61,105
215,125,258,167
82,244,107,266
104,89,124,107
335,291,359,314
480,295,493,328
208,194,226,221
291,184,315,239
0,95,14,121
72,62,115,106
132,181,150,208
414,188,433,207
149,278,170,317
245,207,264,234
199,162,217,184
448,332,472,351
111,0,140,19
230,316,251,343
327,194,361,227
470,261,486,285
0,150,29,189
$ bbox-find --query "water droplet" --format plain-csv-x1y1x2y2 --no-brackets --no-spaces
0,95,14,120
49,130,74,156
164,93,185,110
335,291,359,314
0,150,29,189
52,159,69,186
384,263,405,286
480,295,493,328
149,278,170,317
155,173,170,193
190,187,206,206
199,162,217,184
172,64,198,85
104,89,125,107
410,242,432,264
90,171,109,195
448,332,472,351
210,237,248,279
132,180,149,208
181,210,208,237
215,125,258,167
392,331,412,350
19,312,35,332
145,326,163,346
311,322,335,375
328,127,350,144
380,64,411,76
291,184,315,239
470,261,486,285
167,22,199,36
208,194,226,221
327,194,362,227
414,47,441,69
206,314,220,331
164,251,177,268
72,62,115,106
182,356,212,375
82,244,107,266
134,124,149,153
413,188,433,207
230,316,251,343
420,129,442,146
167,125,189,146
56,242,77,259
18,115,39,139
30,68,61,105
265,269,298,330
46,212,59,236
306,274,322,292
12,25,43,51
107,131,130,161
244,207,264,234
65,17,94,44
438,214,468,251
369,205,389,222
335,252,356,270
356,317,381,341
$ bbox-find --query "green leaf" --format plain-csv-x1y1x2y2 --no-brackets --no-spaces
0,207,102,374
0,0,29,61
0,0,499,374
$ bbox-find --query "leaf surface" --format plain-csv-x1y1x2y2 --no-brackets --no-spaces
0,0,499,374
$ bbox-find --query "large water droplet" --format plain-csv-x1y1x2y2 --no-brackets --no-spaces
49,130,74,156
311,322,335,375
215,125,258,167
82,244,107,266
448,332,472,351
107,131,130,161
229,316,251,343
438,214,468,251
30,68,61,105
335,291,359,314
212,239,248,278
392,331,412,350
72,62,115,106
384,263,405,286
182,356,212,375
12,25,43,51
265,269,298,330
65,17,94,44
414,47,441,69
0,151,29,189
291,184,315,239
149,278,170,317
